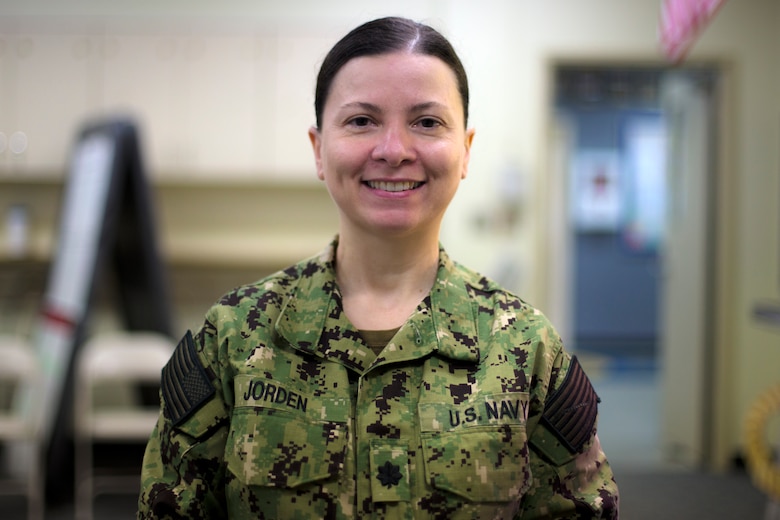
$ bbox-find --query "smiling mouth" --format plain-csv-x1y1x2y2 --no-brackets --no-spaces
365,180,424,192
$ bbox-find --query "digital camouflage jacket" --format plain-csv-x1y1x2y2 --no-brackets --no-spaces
138,240,619,519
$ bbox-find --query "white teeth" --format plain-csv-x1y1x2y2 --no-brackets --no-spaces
366,181,422,192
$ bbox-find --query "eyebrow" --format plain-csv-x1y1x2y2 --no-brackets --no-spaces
339,101,381,114
338,101,450,114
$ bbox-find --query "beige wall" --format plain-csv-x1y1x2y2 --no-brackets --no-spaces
1,0,778,467
704,0,780,468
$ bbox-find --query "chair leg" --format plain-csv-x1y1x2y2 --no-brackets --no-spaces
27,442,44,520
74,437,93,520
766,500,780,520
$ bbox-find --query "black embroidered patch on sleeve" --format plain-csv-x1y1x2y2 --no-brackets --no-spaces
540,355,600,454
161,330,216,426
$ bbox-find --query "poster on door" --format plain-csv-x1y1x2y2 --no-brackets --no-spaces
622,117,667,252
570,148,622,232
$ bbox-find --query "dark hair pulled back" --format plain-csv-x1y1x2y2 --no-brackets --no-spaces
314,16,469,128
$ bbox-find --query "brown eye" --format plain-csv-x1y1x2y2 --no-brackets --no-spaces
417,117,441,129
349,116,372,127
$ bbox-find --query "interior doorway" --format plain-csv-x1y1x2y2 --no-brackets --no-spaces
546,63,721,470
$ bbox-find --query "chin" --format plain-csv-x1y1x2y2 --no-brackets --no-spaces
368,220,436,240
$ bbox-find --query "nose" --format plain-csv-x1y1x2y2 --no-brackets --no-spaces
371,124,416,167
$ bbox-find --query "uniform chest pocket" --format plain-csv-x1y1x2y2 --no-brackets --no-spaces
420,425,531,502
226,407,349,489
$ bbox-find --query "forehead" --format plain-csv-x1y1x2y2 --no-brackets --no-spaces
326,52,462,110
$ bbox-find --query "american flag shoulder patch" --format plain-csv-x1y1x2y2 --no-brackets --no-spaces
161,330,216,426
540,355,600,454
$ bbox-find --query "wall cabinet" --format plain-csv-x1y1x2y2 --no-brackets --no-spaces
271,33,333,178
0,18,337,181
98,32,272,177
0,31,94,175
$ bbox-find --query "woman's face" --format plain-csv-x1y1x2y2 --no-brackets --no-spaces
309,51,475,240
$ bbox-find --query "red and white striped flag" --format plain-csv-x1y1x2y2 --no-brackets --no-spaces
659,0,727,63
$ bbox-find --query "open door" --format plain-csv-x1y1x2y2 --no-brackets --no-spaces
658,69,718,468
546,64,721,470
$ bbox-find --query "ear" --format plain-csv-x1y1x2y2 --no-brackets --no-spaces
308,126,325,181
461,127,476,180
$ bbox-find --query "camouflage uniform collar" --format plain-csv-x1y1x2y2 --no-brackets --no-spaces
275,238,481,373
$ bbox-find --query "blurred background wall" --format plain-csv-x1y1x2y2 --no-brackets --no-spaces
0,0,778,472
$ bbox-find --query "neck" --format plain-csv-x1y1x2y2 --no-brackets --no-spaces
335,227,441,330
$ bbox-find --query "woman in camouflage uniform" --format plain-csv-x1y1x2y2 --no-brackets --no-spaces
138,16,619,519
